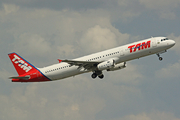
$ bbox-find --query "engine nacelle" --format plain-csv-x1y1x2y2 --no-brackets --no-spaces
107,62,126,71
97,59,114,71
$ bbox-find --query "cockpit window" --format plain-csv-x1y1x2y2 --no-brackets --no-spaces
161,38,169,41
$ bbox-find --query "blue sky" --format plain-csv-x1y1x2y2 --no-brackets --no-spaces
0,0,180,120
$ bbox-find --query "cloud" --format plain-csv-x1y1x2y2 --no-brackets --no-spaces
1,0,105,11
0,76,105,120
0,69,12,81
80,25,131,54
3,4,19,15
0,5,132,58
139,0,180,19
0,71,144,120
107,63,143,85
80,25,117,53
159,11,176,20
1,2,180,120
154,34,180,79
0,76,142,120
56,44,75,58
168,34,180,54
117,0,141,20
155,60,180,78
120,111,180,120
139,0,180,10
12,33,52,57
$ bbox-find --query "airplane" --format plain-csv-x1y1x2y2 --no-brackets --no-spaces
8,37,175,82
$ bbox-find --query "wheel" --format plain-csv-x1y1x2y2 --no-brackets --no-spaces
159,57,163,61
98,74,104,79
91,73,97,79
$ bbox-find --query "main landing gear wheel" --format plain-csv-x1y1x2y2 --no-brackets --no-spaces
98,74,104,79
91,73,97,79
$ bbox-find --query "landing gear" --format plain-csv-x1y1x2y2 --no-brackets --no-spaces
91,71,104,79
98,74,104,79
157,53,163,61
91,73,97,79
159,57,163,61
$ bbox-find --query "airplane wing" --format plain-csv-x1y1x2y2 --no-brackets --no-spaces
60,59,102,71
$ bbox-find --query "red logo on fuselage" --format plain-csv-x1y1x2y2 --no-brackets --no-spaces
128,41,151,53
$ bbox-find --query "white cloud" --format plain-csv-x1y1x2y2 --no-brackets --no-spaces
0,77,91,120
155,60,180,78
168,34,180,54
3,4,19,15
12,33,52,57
80,25,131,54
0,5,131,58
120,113,151,120
80,25,117,53
155,32,180,78
153,34,179,79
0,69,12,81
1,2,180,120
56,44,76,58
119,111,180,120
0,73,143,120
107,63,143,85
0,6,132,59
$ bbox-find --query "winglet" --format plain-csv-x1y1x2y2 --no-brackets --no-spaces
58,59,62,63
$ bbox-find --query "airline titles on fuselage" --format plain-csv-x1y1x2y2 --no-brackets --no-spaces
128,40,151,53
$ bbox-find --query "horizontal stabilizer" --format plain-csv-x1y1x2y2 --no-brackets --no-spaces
9,76,30,80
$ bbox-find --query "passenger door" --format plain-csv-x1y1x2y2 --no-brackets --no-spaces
152,39,157,47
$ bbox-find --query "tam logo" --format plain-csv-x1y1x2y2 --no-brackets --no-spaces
12,55,32,72
128,40,151,53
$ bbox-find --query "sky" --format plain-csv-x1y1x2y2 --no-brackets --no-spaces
0,0,180,120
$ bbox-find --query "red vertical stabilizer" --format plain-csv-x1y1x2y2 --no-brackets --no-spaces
8,52,51,82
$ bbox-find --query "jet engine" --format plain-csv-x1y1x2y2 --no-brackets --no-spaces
97,59,115,71
107,62,126,71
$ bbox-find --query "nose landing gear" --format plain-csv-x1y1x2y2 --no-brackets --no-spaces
157,53,163,61
159,57,163,61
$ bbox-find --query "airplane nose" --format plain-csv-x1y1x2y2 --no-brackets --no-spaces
170,40,176,46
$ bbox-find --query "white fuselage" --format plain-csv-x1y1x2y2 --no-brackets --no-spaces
39,37,175,81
